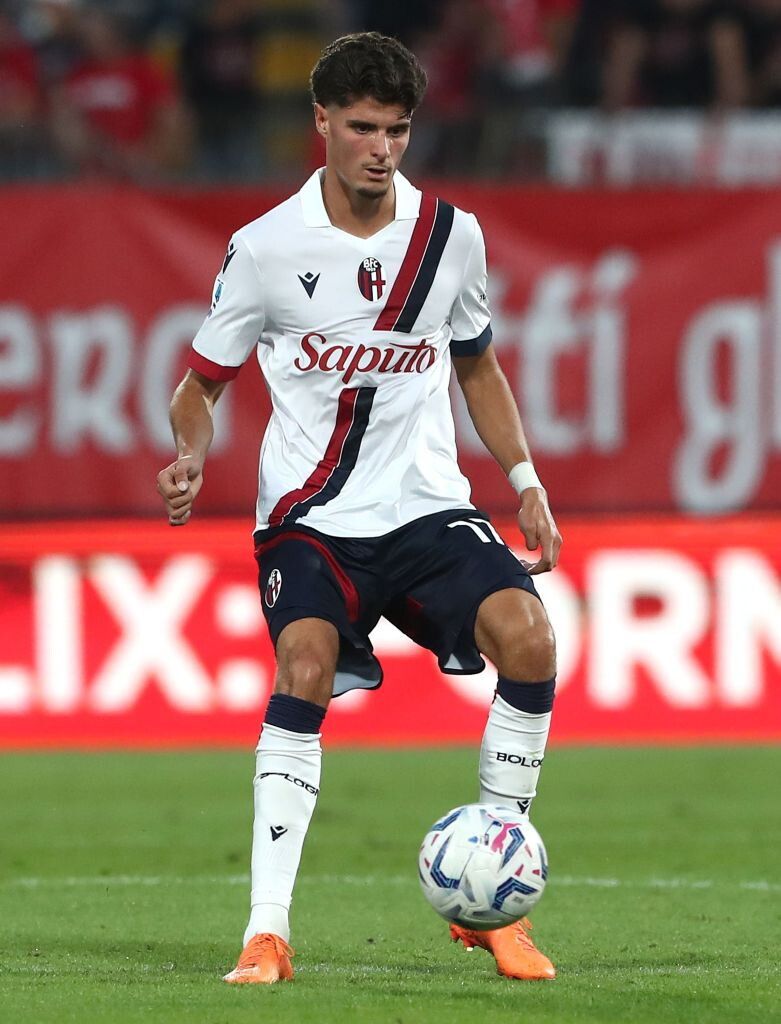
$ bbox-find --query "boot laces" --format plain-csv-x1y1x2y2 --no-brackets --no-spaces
511,918,537,951
238,933,293,967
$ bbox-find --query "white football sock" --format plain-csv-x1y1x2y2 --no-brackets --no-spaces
479,694,552,817
244,723,321,946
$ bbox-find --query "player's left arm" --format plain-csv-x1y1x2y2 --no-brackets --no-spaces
453,346,562,575
450,214,561,574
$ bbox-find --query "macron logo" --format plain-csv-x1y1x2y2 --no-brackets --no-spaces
221,242,236,274
298,272,320,298
270,825,288,842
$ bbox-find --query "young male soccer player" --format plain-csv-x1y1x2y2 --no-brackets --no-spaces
157,32,562,984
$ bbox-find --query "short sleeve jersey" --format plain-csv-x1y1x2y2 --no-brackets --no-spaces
189,169,492,538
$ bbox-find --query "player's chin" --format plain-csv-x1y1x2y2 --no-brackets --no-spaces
355,182,391,199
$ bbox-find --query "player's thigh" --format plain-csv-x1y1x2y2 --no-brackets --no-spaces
274,616,340,707
474,587,556,681
384,509,541,674
255,530,375,704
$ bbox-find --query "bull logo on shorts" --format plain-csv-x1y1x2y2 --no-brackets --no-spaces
265,568,282,608
357,257,385,301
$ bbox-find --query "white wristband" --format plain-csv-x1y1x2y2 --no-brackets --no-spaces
508,461,544,495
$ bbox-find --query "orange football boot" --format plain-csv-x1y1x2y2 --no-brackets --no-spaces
450,917,556,980
222,933,295,984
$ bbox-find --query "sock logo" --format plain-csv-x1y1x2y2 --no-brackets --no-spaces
495,752,544,767
270,825,288,841
265,568,282,608
516,798,532,815
259,771,320,796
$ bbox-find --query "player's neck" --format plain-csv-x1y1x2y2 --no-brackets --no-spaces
320,168,395,239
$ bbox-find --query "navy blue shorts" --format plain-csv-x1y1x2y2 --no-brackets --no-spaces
253,508,540,697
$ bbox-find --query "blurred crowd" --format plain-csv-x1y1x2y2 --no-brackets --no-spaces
3,0,781,182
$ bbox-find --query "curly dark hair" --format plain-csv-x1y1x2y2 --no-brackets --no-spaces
310,32,427,114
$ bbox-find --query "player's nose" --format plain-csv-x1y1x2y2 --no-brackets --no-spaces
370,132,391,160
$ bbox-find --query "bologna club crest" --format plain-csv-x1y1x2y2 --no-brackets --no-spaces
357,257,385,301
265,568,282,608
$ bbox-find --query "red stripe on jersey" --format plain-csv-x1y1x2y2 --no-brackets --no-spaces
268,388,360,527
373,193,437,332
188,349,242,381
254,531,360,621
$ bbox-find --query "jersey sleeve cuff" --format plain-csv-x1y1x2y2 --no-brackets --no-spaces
449,324,492,357
188,348,242,381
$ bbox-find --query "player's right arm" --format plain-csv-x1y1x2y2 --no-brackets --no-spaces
156,231,265,525
156,370,226,526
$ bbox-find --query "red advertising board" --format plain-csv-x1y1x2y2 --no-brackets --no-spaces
1,185,781,518
2,517,779,748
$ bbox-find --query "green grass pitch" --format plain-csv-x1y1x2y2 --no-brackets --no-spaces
1,745,780,1023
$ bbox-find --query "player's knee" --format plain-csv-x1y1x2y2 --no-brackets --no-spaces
493,619,556,683
276,652,334,702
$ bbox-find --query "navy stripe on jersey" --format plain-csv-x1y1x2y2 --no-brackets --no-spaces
393,200,455,334
279,387,377,525
373,194,437,332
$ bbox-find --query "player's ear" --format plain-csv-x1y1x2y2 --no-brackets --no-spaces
314,103,328,137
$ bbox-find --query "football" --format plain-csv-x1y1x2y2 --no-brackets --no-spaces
418,804,548,930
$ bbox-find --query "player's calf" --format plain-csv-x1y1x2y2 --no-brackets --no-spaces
473,589,556,816
242,692,326,950
479,674,556,816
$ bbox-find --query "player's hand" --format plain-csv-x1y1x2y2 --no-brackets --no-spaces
517,488,562,575
156,455,204,526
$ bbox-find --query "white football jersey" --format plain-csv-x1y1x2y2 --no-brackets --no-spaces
189,168,492,537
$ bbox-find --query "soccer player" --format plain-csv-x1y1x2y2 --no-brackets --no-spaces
157,32,562,984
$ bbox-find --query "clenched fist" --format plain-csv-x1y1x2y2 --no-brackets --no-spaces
156,455,204,526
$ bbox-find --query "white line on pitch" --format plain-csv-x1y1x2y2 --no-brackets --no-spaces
5,873,781,894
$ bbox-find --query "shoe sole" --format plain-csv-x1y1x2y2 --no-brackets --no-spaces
223,966,294,984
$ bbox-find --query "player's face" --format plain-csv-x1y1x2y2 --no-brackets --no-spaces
315,97,411,200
